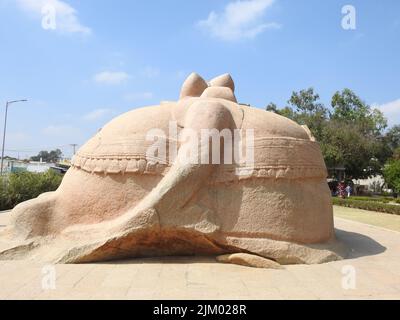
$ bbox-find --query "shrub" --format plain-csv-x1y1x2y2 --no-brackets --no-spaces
0,170,63,211
332,197,400,215
383,159,400,193
349,196,391,203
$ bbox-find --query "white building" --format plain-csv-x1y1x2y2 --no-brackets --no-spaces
1,159,54,174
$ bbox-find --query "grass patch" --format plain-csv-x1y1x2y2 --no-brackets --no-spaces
333,206,400,232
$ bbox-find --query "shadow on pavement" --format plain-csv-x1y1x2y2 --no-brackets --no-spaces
96,229,388,265
97,255,218,265
335,228,386,259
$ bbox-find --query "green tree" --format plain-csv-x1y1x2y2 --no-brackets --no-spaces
331,89,387,135
287,88,328,141
30,149,63,163
384,125,400,153
288,88,326,115
320,120,383,179
375,126,400,166
266,102,278,113
329,89,388,178
383,159,400,193
393,147,400,160
266,88,390,179
266,88,329,141
0,170,63,210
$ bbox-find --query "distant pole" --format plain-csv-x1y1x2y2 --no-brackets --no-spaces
1,102,9,175
70,144,78,156
0,99,28,175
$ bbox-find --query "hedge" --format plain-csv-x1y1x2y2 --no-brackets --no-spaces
332,197,400,215
348,196,393,203
0,171,63,211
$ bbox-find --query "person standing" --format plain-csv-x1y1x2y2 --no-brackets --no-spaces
345,184,352,198
338,182,346,199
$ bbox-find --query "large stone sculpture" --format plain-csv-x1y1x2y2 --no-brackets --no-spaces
0,73,345,267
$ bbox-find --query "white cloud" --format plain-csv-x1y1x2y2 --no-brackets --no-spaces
142,66,160,79
83,108,114,121
123,92,154,102
16,0,91,35
42,125,81,137
198,0,280,41
93,71,130,85
375,99,400,127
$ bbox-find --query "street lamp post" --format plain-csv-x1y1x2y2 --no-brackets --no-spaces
1,99,28,175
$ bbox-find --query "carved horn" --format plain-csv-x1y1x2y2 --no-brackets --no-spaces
209,73,235,93
179,73,208,99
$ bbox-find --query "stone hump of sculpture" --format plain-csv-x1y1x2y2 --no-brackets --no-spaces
0,72,346,268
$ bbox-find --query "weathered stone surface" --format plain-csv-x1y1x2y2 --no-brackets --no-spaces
0,73,346,266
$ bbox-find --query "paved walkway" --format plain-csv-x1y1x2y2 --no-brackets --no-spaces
0,210,399,299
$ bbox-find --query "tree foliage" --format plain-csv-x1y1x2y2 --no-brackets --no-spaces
331,89,387,135
383,160,400,193
30,149,63,163
266,88,391,179
0,171,63,210
287,88,327,141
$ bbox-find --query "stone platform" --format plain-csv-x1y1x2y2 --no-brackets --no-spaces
0,209,399,300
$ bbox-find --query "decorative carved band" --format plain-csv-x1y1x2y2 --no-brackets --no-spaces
71,154,327,180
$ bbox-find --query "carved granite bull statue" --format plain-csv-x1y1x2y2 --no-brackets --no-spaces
0,73,345,268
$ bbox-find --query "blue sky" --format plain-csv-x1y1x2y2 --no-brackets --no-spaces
0,0,399,159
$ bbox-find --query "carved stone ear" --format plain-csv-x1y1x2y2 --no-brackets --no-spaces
209,73,235,93
179,73,208,99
